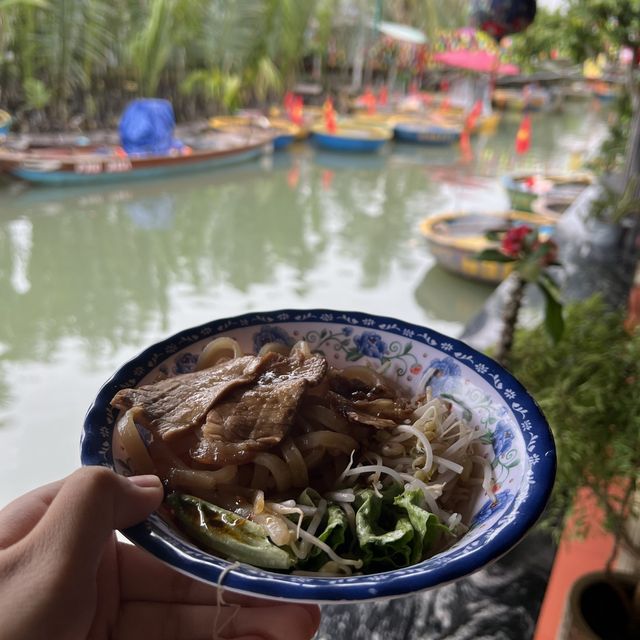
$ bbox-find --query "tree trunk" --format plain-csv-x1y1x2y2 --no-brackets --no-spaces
495,273,526,366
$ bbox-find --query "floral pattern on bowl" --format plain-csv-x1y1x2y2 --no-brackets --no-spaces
81,309,555,603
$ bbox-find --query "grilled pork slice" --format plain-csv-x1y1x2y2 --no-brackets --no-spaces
191,352,327,467
110,354,266,440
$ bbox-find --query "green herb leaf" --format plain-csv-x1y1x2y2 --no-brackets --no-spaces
538,280,564,343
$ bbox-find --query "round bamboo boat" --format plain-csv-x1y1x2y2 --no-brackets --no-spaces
503,171,593,212
419,210,557,284
310,121,392,153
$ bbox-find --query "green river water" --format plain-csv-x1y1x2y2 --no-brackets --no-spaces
0,103,608,506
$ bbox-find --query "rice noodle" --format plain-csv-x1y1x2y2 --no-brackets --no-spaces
196,337,243,370
116,409,155,475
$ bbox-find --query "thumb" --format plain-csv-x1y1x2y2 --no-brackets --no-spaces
27,467,163,570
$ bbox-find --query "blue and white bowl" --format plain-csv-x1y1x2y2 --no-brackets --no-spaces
81,309,555,603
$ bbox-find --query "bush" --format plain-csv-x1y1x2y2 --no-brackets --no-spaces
509,294,640,546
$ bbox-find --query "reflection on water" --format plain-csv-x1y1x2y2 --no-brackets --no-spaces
414,264,497,323
0,102,609,504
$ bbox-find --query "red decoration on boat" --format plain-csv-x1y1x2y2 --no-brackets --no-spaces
291,96,304,126
515,114,532,155
323,98,337,134
363,87,377,115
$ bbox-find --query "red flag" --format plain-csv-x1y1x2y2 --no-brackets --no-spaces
291,96,304,126
465,100,483,132
363,87,376,115
323,97,337,134
283,91,294,113
378,86,388,106
460,101,482,163
515,114,532,155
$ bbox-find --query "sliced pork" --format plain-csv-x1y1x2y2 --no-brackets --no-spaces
110,354,267,440
191,352,327,467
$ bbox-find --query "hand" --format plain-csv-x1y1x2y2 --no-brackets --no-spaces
0,467,320,640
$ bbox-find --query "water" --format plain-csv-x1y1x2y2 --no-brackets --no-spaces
0,102,608,506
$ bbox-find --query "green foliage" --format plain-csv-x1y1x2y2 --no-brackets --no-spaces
22,76,50,109
507,8,566,71
589,90,634,175
129,0,176,97
563,0,640,63
510,295,640,546
590,175,640,223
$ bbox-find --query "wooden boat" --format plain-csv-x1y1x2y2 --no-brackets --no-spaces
0,131,272,186
0,110,11,137
419,210,556,284
209,114,301,150
393,117,461,145
503,171,593,212
310,121,392,153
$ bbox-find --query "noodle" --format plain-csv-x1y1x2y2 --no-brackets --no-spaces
116,409,155,475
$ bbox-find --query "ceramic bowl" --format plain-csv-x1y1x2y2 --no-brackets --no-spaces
81,309,555,603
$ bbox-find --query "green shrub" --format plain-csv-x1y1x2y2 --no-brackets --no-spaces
509,294,640,546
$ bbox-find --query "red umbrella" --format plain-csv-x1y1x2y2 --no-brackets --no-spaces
434,49,519,75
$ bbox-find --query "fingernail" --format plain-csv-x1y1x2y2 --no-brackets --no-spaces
128,474,162,489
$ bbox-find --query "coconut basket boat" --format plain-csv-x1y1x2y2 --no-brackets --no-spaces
393,117,462,145
503,171,593,212
209,114,301,150
419,210,556,284
310,121,392,153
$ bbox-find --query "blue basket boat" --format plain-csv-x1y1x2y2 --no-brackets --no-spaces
310,122,392,153
393,119,461,145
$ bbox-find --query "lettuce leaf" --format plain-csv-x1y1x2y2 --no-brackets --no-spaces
355,488,415,571
354,486,448,571
299,504,351,571
393,488,448,564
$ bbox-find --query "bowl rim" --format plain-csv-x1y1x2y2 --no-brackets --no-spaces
81,308,556,602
